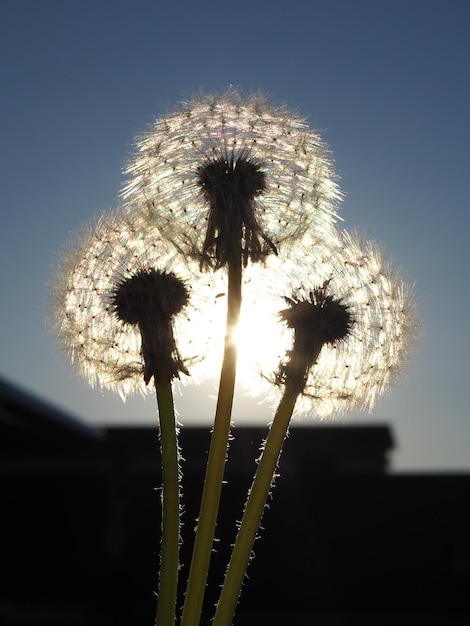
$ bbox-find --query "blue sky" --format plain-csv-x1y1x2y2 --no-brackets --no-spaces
1,0,469,471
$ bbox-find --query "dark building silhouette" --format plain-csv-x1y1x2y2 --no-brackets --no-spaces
1,376,469,625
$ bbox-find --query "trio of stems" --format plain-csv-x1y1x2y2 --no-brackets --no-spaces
153,260,319,626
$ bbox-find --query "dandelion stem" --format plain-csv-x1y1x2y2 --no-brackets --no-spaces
211,375,302,626
181,257,242,626
154,378,180,626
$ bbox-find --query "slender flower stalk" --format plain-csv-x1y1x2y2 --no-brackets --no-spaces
212,378,300,626
180,256,241,626
213,231,418,625
153,377,180,626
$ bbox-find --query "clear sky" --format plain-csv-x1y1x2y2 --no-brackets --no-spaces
1,0,469,472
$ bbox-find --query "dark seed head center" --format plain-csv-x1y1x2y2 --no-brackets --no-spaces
196,152,276,268
278,284,353,389
198,154,266,207
111,268,189,384
113,268,188,327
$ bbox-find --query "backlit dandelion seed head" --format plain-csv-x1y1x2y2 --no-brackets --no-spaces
242,231,418,418
122,89,341,268
50,206,225,398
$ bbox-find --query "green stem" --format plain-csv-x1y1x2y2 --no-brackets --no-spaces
212,377,302,626
181,258,242,626
155,378,180,626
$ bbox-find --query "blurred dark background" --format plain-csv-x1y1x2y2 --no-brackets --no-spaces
1,377,469,626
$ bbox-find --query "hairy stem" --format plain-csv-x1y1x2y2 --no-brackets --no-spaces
214,333,324,624
212,377,301,626
155,378,180,626
181,257,242,626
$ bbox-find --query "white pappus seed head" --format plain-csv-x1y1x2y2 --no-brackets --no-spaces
237,230,419,419
122,88,342,269
49,204,226,398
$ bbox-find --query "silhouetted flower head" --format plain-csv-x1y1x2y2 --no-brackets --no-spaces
243,231,418,418
122,89,341,269
277,283,353,391
50,206,222,397
112,268,190,384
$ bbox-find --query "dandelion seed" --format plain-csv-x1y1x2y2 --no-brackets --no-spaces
122,89,341,269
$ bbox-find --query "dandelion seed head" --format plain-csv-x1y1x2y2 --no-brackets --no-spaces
241,231,418,418
122,89,341,268
50,206,224,397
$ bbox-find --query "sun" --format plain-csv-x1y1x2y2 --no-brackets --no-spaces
233,300,286,387
194,270,288,393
